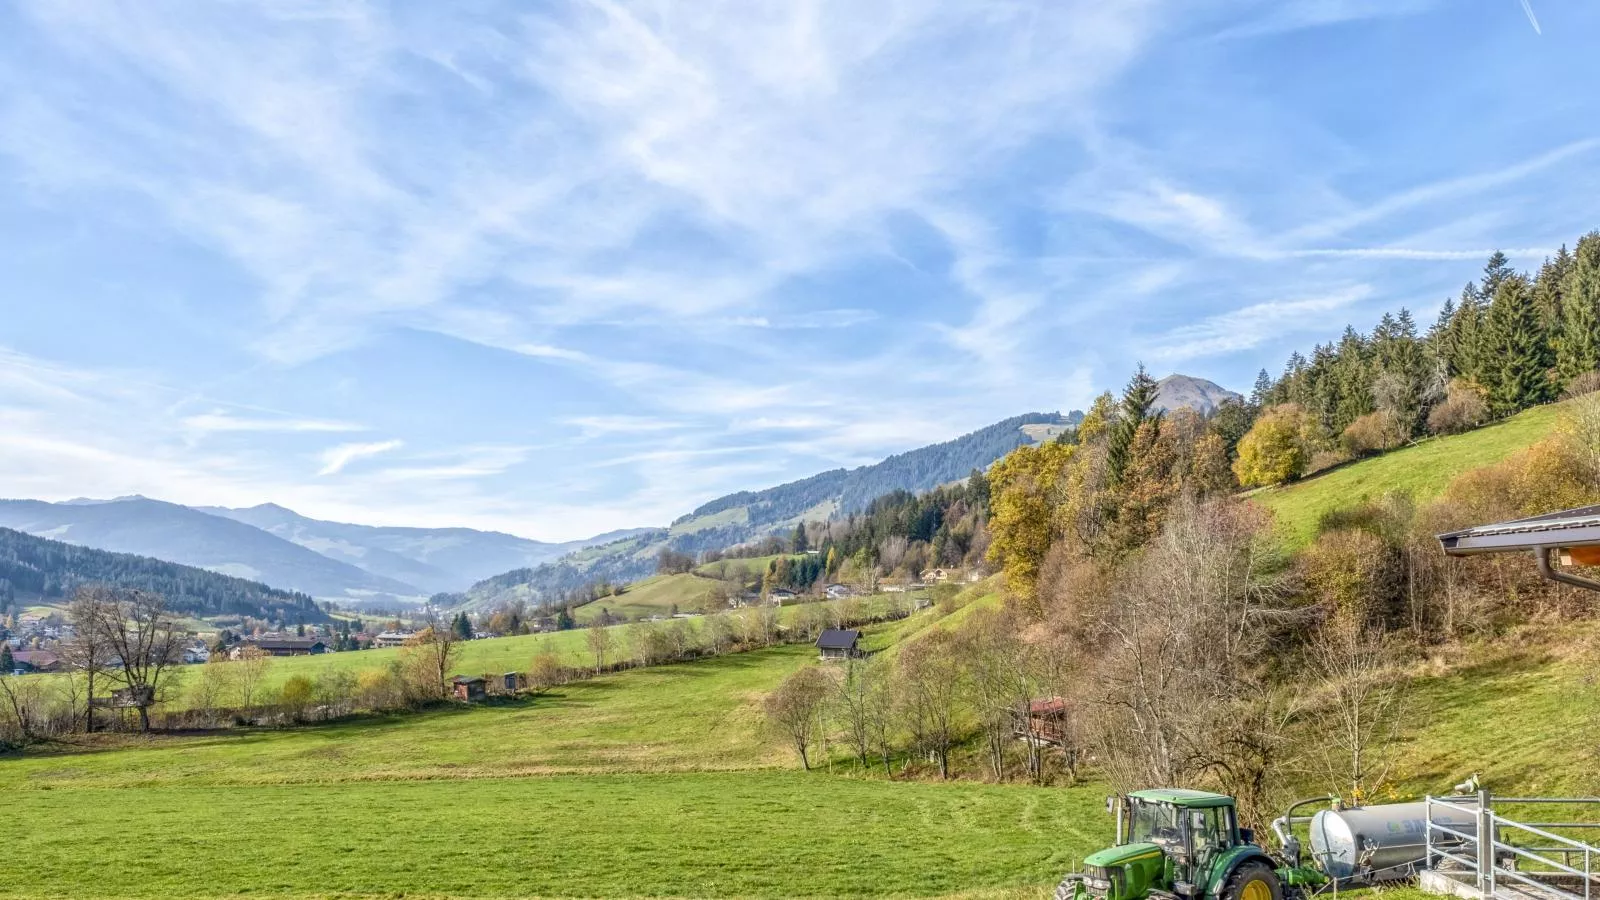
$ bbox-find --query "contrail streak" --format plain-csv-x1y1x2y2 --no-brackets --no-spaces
1519,0,1542,34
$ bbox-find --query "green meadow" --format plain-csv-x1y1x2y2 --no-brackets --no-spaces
1252,403,1562,547
8,561,1600,898
2,610,1117,900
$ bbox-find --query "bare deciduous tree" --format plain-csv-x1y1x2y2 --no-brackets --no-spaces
585,621,614,673
1307,621,1402,802
961,608,1023,780
764,665,834,770
235,647,273,715
400,619,460,700
833,658,883,768
0,674,47,745
1086,498,1300,808
896,629,965,779
64,586,115,732
81,588,185,732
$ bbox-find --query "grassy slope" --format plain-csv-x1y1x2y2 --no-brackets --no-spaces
1382,622,1600,799
571,572,725,623
695,553,788,579
1253,403,1561,547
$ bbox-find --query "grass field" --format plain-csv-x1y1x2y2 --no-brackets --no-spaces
90,591,915,711
1253,403,1561,547
2,773,1104,900
2,606,1117,900
572,572,726,623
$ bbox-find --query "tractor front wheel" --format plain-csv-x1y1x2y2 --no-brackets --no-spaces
1221,862,1283,900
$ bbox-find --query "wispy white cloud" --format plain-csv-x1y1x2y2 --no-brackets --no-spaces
1212,0,1438,40
563,415,683,438
1277,246,1554,261
317,440,403,476
1146,286,1374,361
187,411,365,435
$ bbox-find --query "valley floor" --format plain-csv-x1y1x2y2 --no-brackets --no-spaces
1,629,1101,900
6,611,1600,898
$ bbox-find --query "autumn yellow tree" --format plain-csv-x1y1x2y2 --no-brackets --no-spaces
1233,404,1318,487
986,440,1076,601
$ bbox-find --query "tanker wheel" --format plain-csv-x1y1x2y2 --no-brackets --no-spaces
1222,862,1283,900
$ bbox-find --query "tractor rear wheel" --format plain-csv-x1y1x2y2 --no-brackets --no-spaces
1221,862,1283,900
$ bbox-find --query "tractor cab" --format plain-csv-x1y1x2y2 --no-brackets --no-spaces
1062,790,1285,900
1124,789,1241,875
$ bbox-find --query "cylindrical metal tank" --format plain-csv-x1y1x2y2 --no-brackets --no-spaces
1309,802,1475,881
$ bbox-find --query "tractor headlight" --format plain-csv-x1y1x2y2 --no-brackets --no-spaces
1083,866,1113,895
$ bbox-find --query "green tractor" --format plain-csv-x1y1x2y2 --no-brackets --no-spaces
1055,790,1325,900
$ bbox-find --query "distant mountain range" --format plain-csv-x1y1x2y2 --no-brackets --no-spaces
0,527,325,622
0,497,642,607
195,503,647,595
3,373,1235,615
459,410,1088,610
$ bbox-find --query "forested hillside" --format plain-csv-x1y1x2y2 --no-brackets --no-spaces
1249,236,1600,473
677,411,1077,529
0,497,421,602
0,527,324,621
460,412,1079,610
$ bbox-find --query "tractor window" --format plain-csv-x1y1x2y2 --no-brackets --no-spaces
1189,807,1230,863
1128,802,1182,848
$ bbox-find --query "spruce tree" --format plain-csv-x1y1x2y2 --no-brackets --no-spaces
1559,233,1600,385
1534,246,1572,337
1481,250,1514,302
1306,344,1339,432
1332,326,1374,433
1,643,12,673
1250,369,1273,409
1445,285,1485,382
1106,365,1161,487
1484,274,1546,415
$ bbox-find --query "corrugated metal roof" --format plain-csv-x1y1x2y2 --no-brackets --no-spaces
1438,504,1600,555
815,628,861,650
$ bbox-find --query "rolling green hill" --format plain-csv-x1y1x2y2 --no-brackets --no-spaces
571,571,727,622
1252,403,1562,547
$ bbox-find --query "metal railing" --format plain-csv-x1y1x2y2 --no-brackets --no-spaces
1426,792,1600,900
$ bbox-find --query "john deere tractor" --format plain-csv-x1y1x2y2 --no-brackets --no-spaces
1055,790,1325,900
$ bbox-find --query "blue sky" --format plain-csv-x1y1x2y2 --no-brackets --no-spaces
1,0,1595,541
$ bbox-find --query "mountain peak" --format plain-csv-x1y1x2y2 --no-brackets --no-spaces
1153,374,1242,415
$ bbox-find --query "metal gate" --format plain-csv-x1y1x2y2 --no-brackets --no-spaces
1425,792,1600,900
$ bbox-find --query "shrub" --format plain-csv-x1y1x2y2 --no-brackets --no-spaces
280,675,316,722
1306,448,1351,476
1563,370,1600,399
1427,379,1487,435
1341,410,1407,457
356,667,404,710
1302,528,1401,631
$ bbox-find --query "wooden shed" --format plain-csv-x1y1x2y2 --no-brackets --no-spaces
815,628,863,661
451,675,487,702
1016,697,1071,746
